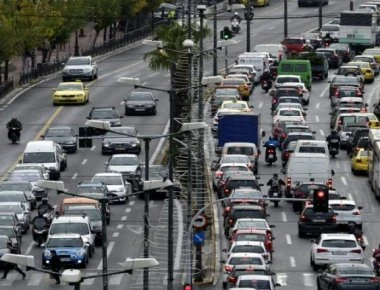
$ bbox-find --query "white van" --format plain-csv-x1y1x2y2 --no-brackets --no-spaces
222,142,260,174
284,153,334,197
21,141,67,180
253,44,288,62
293,140,329,155
237,53,269,77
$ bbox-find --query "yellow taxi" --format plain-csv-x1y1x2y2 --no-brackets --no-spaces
220,100,253,112
52,81,89,105
351,148,369,175
250,0,270,7
219,78,251,101
347,61,374,83
363,48,380,64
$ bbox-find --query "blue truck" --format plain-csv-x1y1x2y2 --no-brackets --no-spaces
216,112,261,153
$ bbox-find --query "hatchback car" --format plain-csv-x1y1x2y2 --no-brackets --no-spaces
224,188,267,214
226,264,274,289
219,78,251,101
105,154,142,182
235,274,280,289
86,106,122,134
353,55,379,75
329,76,364,98
213,163,251,189
229,218,275,239
310,234,363,271
329,200,363,229
273,108,306,124
123,91,158,115
226,241,271,263
101,126,141,155
347,61,375,83
229,228,274,255
298,205,337,238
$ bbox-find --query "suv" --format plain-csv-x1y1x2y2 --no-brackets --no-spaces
87,107,122,134
298,205,338,238
62,56,98,81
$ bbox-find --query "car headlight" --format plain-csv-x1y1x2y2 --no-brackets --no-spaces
146,104,154,108
63,68,69,73
76,248,86,256
67,140,76,144
82,237,89,244
103,142,111,147
44,249,52,258
76,94,84,98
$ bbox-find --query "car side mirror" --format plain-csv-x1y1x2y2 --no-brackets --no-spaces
331,169,335,176
220,259,226,264
266,260,272,264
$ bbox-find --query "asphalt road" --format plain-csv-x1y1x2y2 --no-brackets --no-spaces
0,0,376,289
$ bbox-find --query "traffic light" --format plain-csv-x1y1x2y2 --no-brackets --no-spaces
313,189,329,212
78,126,93,148
183,284,192,290
220,26,233,40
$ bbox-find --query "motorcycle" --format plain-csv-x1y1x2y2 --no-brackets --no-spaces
348,223,365,250
268,185,282,208
32,217,49,246
261,80,272,93
328,139,340,158
265,146,277,165
231,19,240,34
8,127,21,144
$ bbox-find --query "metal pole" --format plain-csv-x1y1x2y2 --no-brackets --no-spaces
101,199,108,290
143,139,150,290
167,64,175,290
284,0,288,38
187,0,191,38
213,2,218,75
350,0,353,10
246,0,251,52
74,30,79,56
318,0,323,30
75,282,80,290
225,45,228,74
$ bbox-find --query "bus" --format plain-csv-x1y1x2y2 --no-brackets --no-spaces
339,10,378,50
368,129,380,198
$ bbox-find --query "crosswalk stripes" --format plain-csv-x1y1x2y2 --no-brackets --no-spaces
303,273,314,287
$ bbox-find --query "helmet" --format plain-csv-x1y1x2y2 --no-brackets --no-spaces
38,209,44,216
42,197,48,204
273,173,278,179
234,12,238,15
264,68,270,73
326,33,331,37
12,118,17,121
305,39,310,44
331,130,337,135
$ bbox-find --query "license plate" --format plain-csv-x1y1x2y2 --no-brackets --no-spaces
135,108,145,111
272,192,279,197
60,257,71,262
116,148,125,151
268,154,274,159
332,251,346,255
313,219,325,223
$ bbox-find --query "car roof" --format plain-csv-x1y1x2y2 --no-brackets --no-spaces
320,233,356,240
93,172,122,177
228,252,264,258
328,199,357,206
238,274,272,280
0,202,22,206
232,205,263,210
234,228,267,235
52,216,90,223
50,233,82,239
231,241,265,246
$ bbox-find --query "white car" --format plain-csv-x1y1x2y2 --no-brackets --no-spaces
280,82,310,104
320,24,340,39
273,103,306,116
222,252,267,288
227,241,271,263
230,218,275,238
213,163,251,189
273,108,306,124
274,75,302,88
220,100,252,112
310,233,364,271
91,173,131,204
235,274,280,289
329,200,363,229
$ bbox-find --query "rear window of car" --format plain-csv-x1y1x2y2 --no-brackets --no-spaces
231,245,265,254
236,234,266,242
233,210,263,219
227,147,254,155
303,208,334,216
321,239,357,248
229,257,263,265
337,267,372,275
221,166,249,172
283,39,304,44
298,146,326,154
238,280,271,288
229,180,256,188
330,204,356,211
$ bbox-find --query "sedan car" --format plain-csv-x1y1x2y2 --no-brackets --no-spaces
213,163,251,189
105,154,142,182
351,148,369,175
273,108,306,124
86,106,122,134
226,241,271,263
123,91,158,115
0,191,30,212
317,263,380,290
329,200,363,229
41,126,77,153
310,234,364,271
353,55,379,75
316,48,343,68
218,78,251,101
101,127,141,155
235,274,280,289
298,205,337,238
329,76,364,98
42,233,89,268
220,100,252,112
0,202,30,234
0,181,36,209
329,43,355,62
91,173,131,204
52,81,89,105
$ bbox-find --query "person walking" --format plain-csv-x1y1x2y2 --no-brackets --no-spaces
1,242,26,280
50,250,61,284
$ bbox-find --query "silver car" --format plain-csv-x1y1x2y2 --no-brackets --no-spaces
62,56,98,81
92,173,132,204
105,154,142,182
0,191,31,212
0,181,37,210
0,202,30,233
7,169,48,200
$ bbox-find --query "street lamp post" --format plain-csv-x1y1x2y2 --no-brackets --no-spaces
74,30,79,56
246,0,252,52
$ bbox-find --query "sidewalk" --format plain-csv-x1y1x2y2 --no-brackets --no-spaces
8,26,125,86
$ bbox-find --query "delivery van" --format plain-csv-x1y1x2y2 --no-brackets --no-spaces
278,59,312,91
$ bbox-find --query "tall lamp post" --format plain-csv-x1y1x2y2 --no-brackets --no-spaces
74,30,79,56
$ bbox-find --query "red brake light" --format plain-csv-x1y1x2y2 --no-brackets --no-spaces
287,177,291,188
335,277,347,284
281,133,286,138
352,211,361,215
225,265,233,272
229,219,234,225
227,276,237,283
335,89,340,96
327,178,333,189
317,248,329,253
351,249,362,254
215,171,223,178
369,278,380,283
300,215,308,222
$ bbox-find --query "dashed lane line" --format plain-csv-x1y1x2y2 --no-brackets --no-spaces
341,176,347,186
286,234,292,245
290,256,296,267
96,241,115,270
81,159,87,165
281,211,288,222
72,173,78,180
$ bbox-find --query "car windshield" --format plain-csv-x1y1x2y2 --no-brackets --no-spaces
56,84,82,91
233,210,263,219
67,58,90,65
128,93,153,101
334,78,358,85
76,185,104,194
50,223,89,235
9,172,41,182
231,190,261,199
0,194,26,203
221,156,250,164
92,176,122,185
46,129,73,137
236,220,267,229
232,245,265,254
0,216,15,225
229,180,256,188
226,147,254,155
298,147,326,154
321,239,357,248
0,183,29,191
236,234,266,242
23,152,55,163
109,156,139,165
64,209,101,220
337,267,373,275
47,238,83,248
238,280,271,289
91,110,118,119
106,128,136,137
222,79,244,85
229,257,263,265
279,110,301,116
355,57,372,63
0,204,22,214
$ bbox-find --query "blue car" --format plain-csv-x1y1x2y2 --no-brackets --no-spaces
42,233,89,268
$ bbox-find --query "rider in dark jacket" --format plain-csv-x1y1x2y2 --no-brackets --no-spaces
326,130,340,150
6,118,22,140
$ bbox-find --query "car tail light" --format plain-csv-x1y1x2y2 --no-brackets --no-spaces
335,89,340,97
287,177,291,188
352,211,361,215
300,215,309,222
335,277,347,284
224,206,231,214
351,249,362,254
227,276,237,284
215,171,223,178
328,216,337,223
224,188,230,194
225,265,233,272
369,277,380,283
317,248,329,253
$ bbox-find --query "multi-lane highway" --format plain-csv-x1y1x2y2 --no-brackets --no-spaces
0,0,377,289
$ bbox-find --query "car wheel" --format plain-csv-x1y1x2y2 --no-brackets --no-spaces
94,73,98,79
351,167,357,175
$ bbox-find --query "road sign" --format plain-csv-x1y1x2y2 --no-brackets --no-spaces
193,231,205,246
193,214,208,230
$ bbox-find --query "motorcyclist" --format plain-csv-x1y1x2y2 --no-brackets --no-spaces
261,69,272,83
6,118,22,140
373,244,380,258
303,39,314,52
373,244,380,271
264,136,280,149
37,197,53,214
326,130,340,150
322,33,333,46
31,209,50,228
266,173,286,196
231,12,242,23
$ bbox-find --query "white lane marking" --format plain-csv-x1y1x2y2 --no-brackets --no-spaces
126,225,143,235
315,115,320,122
174,199,184,273
319,129,324,136
125,208,131,213
368,81,379,105
121,216,127,221
281,211,288,222
268,26,275,30
90,145,96,151
303,273,314,287
286,234,292,245
72,173,78,180
315,102,320,109
290,256,296,267
320,85,329,98
27,272,44,286
259,101,263,108
112,232,120,238
128,201,135,206
142,81,148,85
117,224,123,229
341,176,347,186
276,273,287,286
81,159,87,165
25,241,34,255
348,193,354,200
97,241,115,269
81,272,97,285
363,235,369,246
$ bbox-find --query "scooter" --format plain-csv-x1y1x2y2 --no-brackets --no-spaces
261,80,272,93
32,218,49,246
8,127,20,144
328,139,340,158
265,146,277,165
268,185,282,208
231,19,240,34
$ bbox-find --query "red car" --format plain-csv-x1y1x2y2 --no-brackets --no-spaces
281,37,306,54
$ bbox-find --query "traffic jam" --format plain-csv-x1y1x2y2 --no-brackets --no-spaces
210,3,380,289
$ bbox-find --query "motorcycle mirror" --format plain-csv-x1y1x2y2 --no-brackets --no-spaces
271,236,276,240
358,206,363,210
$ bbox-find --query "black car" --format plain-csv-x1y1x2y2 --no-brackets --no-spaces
101,126,141,155
349,136,369,158
298,205,338,238
87,107,123,134
292,182,329,212
317,263,380,290
329,76,363,98
0,226,22,254
329,43,355,62
316,48,343,69
124,91,158,115
346,127,369,156
218,171,262,199
41,126,77,153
